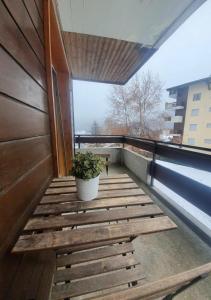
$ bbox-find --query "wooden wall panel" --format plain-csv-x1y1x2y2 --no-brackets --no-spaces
3,0,45,66
23,0,44,44
0,1,46,89
0,95,50,141
0,136,51,191
0,47,48,112
0,156,52,256
0,0,53,258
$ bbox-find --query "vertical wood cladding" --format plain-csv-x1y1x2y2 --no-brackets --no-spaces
0,0,53,256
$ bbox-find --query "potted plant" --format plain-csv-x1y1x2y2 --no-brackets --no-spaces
71,152,105,201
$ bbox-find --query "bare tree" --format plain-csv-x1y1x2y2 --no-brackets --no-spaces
107,85,132,133
106,71,163,139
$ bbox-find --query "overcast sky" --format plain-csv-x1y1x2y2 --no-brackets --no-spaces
73,0,211,133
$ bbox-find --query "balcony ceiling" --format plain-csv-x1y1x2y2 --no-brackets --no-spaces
57,0,206,84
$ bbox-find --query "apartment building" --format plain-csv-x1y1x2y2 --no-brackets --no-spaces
166,77,211,148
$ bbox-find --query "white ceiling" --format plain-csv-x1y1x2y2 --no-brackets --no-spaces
57,0,205,47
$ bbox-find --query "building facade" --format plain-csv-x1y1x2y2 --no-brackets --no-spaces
166,77,211,148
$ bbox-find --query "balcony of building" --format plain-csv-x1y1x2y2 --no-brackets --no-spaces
1,0,211,299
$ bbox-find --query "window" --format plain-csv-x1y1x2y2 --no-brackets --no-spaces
209,107,211,112
189,124,197,131
191,108,199,116
206,123,211,128
193,93,201,101
188,138,195,145
204,139,211,144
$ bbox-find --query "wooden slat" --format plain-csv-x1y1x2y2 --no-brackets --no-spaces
23,0,44,44
40,188,145,204
50,177,134,187
0,1,46,89
0,48,47,112
25,205,163,231
52,174,129,182
0,156,52,256
54,253,139,282
3,0,45,65
0,95,50,142
12,216,177,253
45,182,138,195
51,266,145,299
93,263,211,300
0,136,51,190
56,243,134,267
35,196,152,216
57,238,131,254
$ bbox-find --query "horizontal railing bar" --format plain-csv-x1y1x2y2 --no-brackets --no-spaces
152,163,211,216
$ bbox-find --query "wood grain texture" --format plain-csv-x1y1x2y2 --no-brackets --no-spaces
50,177,134,187
94,263,211,300
3,0,45,65
52,174,130,182
0,1,46,89
0,156,52,256
56,243,134,267
0,48,48,112
12,216,177,253
40,188,145,204
25,205,163,231
54,253,139,282
51,266,144,299
0,95,50,142
63,32,156,84
0,136,51,191
45,182,138,195
34,196,153,216
23,0,44,44
5,251,55,300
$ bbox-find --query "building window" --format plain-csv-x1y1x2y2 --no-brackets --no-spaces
204,139,211,144
189,124,197,131
209,107,211,112
193,93,201,101
206,123,211,128
188,138,195,145
191,108,199,116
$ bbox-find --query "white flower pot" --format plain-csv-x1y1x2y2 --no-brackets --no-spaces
76,175,100,201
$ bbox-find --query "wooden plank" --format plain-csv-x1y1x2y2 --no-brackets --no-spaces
94,263,211,300
45,182,138,195
35,196,153,216
12,216,177,253
0,49,48,112
52,174,129,182
0,95,50,142
0,1,46,89
6,251,55,300
23,0,44,43
0,156,52,256
57,238,131,254
3,0,45,65
34,0,43,20
56,243,134,267
54,253,139,282
50,177,134,187
51,266,145,299
0,136,51,190
25,205,163,231
40,188,145,204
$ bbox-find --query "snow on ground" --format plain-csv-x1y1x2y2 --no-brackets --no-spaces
154,160,211,236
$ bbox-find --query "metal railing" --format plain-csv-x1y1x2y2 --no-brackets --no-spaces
74,135,211,218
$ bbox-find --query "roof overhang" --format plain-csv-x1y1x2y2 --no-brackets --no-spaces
56,0,206,85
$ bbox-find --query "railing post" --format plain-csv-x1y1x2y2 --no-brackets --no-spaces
78,135,81,149
150,141,157,186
